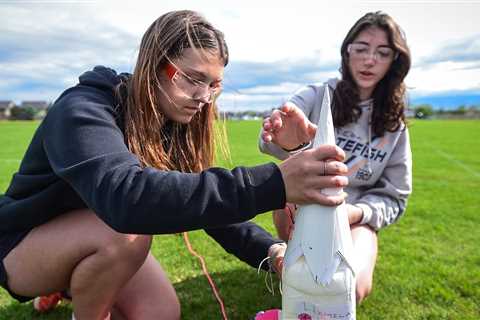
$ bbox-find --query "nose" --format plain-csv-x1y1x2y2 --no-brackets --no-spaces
194,95,210,104
364,53,376,66
192,85,212,103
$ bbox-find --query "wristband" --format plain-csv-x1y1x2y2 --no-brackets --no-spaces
282,141,310,153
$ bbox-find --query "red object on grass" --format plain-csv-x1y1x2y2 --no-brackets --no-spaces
33,292,63,312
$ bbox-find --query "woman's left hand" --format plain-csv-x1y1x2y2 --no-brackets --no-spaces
262,102,317,151
268,242,287,277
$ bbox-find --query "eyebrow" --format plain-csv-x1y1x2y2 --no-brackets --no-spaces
353,41,393,49
183,68,223,82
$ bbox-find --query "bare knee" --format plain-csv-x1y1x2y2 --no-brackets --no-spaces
356,277,373,304
70,212,152,289
77,210,152,266
351,224,377,304
95,235,152,276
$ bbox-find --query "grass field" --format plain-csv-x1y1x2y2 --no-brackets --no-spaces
0,119,479,319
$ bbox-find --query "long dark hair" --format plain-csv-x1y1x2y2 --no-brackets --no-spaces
117,10,229,173
333,11,411,136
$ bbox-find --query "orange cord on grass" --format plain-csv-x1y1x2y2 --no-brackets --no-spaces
182,232,228,320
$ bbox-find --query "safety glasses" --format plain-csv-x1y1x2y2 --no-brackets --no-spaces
165,63,222,103
347,43,399,63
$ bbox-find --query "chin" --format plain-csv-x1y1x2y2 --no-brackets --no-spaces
172,114,195,124
358,81,377,92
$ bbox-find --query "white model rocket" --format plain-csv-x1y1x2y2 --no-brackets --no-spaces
281,84,356,320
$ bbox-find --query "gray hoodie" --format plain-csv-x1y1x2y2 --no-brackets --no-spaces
259,79,412,230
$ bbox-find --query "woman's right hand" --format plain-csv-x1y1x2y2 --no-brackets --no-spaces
262,102,317,151
278,144,348,206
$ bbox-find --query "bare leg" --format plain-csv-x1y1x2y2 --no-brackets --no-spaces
3,209,151,320
113,253,180,320
350,224,377,304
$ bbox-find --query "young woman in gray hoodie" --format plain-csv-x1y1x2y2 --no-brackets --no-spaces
259,11,412,304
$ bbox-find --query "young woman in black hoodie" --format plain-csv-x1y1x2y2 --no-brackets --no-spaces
0,10,348,320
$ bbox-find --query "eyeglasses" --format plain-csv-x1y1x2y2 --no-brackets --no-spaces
347,43,399,63
165,63,222,103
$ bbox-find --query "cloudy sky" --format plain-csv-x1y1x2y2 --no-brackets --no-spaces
1,0,479,111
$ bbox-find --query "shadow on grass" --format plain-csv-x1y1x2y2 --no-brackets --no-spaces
0,268,280,320
174,267,282,319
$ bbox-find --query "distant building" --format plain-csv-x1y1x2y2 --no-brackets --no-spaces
0,100,15,120
220,110,272,120
20,100,49,119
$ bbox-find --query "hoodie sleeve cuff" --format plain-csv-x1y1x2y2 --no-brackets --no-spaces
245,163,286,214
356,203,373,225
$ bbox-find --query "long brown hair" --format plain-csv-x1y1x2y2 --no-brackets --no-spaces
118,10,229,173
333,11,411,136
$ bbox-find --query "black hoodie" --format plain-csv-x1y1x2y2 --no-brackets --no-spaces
0,66,285,268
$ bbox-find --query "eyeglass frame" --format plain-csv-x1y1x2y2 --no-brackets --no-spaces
165,63,222,103
347,42,399,63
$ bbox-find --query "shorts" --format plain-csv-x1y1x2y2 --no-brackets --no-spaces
0,230,34,302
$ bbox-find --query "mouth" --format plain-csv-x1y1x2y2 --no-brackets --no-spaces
184,105,203,114
359,71,375,78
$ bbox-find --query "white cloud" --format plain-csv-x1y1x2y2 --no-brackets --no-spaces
0,0,479,107
408,61,480,96
238,82,304,95
0,1,139,102
416,34,480,67
218,82,305,111
218,92,287,111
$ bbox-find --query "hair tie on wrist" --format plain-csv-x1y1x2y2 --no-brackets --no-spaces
283,142,308,152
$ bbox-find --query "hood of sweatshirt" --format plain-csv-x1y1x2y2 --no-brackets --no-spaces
56,66,129,130
78,65,122,93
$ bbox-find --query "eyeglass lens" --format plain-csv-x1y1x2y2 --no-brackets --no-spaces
171,68,220,102
348,43,396,62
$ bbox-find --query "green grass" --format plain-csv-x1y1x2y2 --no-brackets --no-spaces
0,121,40,192
0,119,479,319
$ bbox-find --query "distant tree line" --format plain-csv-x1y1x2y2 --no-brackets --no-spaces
221,105,480,121
9,106,41,120
1,101,479,121
411,104,480,119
